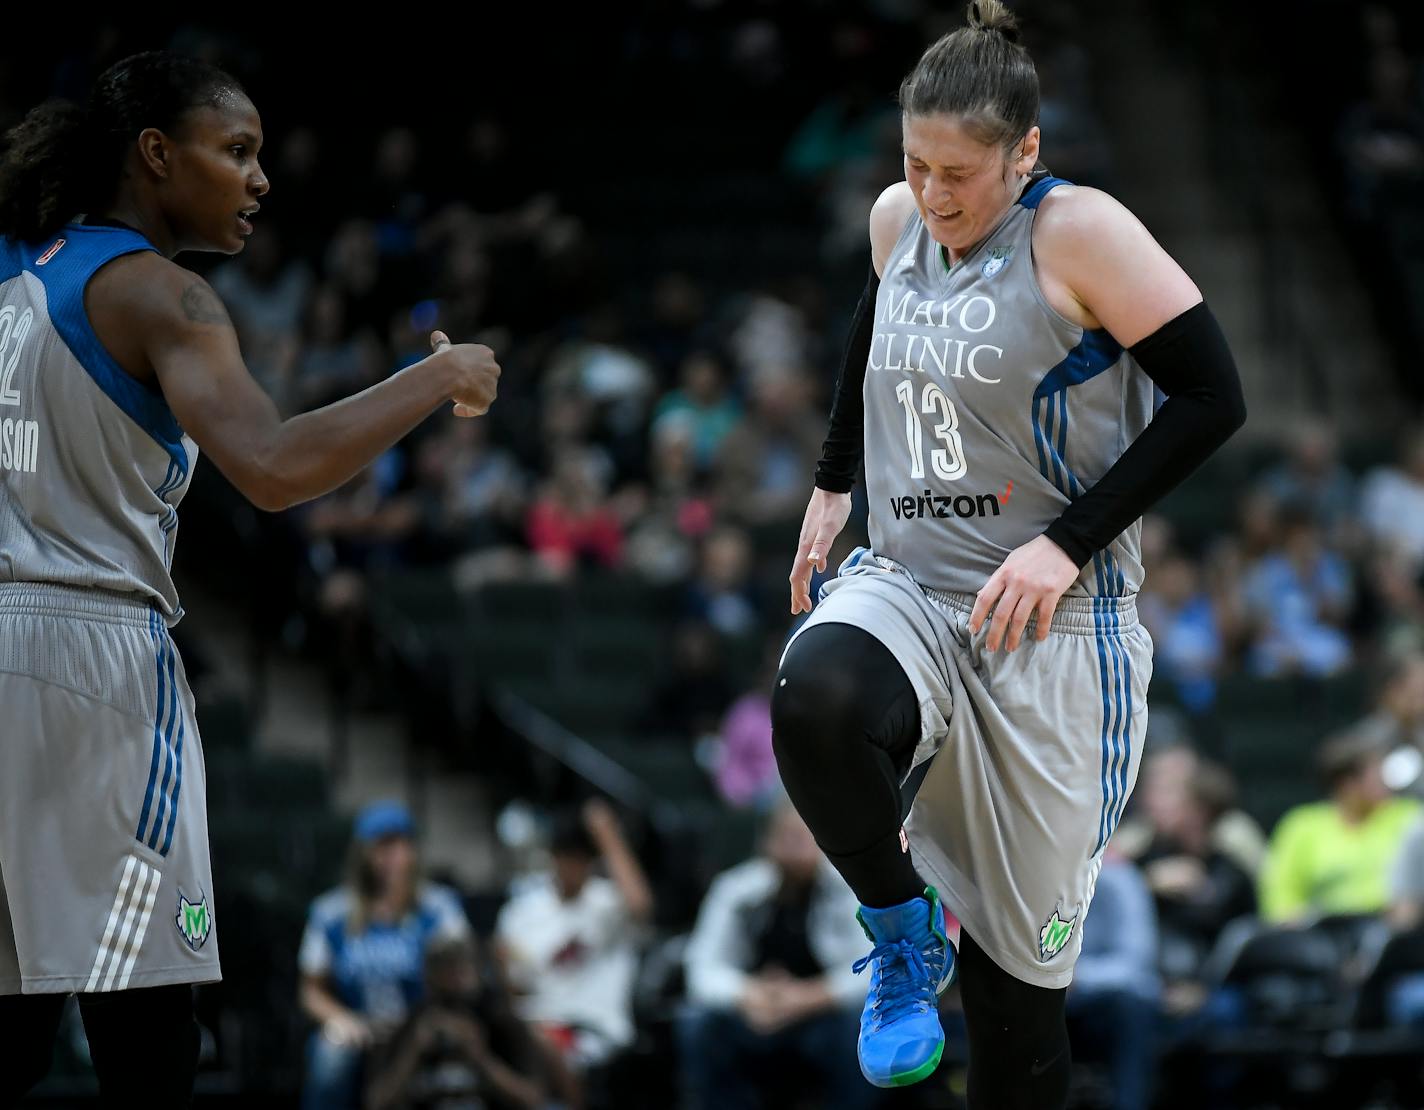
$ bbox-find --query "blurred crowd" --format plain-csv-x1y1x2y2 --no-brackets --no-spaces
1139,421,1424,713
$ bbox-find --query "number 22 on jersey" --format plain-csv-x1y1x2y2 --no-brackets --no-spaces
0,303,35,406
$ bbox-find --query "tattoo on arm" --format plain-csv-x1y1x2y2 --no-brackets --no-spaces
180,282,231,326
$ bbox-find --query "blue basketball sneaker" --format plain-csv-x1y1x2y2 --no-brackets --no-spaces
852,886,956,1088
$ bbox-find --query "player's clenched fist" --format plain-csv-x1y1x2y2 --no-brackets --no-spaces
430,330,501,417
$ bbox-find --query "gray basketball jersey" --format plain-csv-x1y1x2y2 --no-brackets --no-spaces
864,175,1156,599
0,226,197,623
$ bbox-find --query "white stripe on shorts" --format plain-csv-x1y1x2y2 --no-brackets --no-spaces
100,858,158,992
115,865,162,991
85,854,139,992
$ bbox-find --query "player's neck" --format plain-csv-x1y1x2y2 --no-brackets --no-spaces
97,193,178,258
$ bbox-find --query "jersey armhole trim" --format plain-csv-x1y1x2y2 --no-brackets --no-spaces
40,241,189,476
1017,175,1070,210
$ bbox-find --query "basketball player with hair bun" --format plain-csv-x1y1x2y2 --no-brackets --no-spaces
773,2,1245,1104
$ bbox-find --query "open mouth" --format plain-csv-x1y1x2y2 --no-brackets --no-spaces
237,206,259,235
928,207,961,222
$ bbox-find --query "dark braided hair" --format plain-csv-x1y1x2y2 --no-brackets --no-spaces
0,51,245,243
898,0,1039,151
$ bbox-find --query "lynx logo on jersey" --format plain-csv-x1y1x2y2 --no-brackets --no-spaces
1039,907,1077,961
176,891,212,951
981,246,1012,278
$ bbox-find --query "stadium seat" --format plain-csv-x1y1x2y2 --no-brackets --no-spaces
1207,918,1347,1033
1316,927,1424,1106
1352,926,1424,1030
1309,913,1392,982
369,568,458,626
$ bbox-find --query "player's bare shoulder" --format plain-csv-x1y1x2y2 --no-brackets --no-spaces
1032,184,1140,256
85,252,232,381
91,252,230,328
1033,183,1199,340
869,182,918,278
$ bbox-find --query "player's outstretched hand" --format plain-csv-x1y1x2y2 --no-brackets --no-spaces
969,534,1078,652
430,330,501,417
789,488,852,615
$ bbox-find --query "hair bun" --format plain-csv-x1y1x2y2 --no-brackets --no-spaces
968,0,1021,44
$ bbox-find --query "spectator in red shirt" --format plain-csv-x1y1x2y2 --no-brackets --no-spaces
525,447,625,576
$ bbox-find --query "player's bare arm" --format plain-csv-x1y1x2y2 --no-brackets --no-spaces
87,251,500,512
1032,184,1202,342
869,182,918,280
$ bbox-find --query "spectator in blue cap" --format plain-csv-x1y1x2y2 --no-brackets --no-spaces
297,800,472,1110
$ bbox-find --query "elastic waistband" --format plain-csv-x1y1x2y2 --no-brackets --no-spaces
0,582,159,628
923,585,1138,635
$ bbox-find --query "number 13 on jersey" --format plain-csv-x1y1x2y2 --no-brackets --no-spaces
895,379,967,481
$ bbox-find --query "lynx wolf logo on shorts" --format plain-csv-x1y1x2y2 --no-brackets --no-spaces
1039,907,1077,961
176,891,212,951
981,246,1012,278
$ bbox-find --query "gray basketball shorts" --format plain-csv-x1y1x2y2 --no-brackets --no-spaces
787,550,1152,989
0,582,220,995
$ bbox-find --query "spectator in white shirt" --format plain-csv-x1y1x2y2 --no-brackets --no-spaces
494,800,653,1071
679,801,876,1110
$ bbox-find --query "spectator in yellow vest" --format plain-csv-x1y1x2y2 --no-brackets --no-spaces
1260,732,1421,922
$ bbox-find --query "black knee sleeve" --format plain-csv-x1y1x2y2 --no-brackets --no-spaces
958,931,1071,1110
772,623,925,908
79,984,199,1107
772,623,920,773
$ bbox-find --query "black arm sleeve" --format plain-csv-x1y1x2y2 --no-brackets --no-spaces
813,263,879,494
1042,301,1247,568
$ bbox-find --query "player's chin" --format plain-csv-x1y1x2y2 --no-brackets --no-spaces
925,222,970,253
216,218,255,255
197,231,247,256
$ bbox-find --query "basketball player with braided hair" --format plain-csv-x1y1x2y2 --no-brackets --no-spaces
0,52,499,1105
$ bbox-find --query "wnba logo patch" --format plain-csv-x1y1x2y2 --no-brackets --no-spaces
176,891,212,951
35,239,65,266
981,246,1011,278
